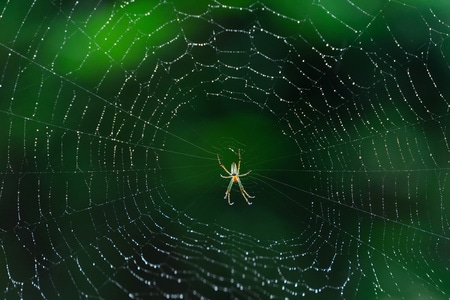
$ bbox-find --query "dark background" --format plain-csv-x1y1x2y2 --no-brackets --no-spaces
0,0,449,298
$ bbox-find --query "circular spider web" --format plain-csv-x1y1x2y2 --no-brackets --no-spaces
0,0,449,299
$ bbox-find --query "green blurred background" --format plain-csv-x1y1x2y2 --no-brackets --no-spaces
0,0,449,298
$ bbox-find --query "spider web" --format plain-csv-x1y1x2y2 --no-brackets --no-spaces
0,0,449,298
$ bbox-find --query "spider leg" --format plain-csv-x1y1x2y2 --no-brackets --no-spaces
237,178,254,205
240,188,254,205
237,149,241,173
238,170,252,177
217,154,231,175
224,178,234,205
220,174,233,178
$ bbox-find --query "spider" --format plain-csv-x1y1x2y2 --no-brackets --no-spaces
217,149,255,205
